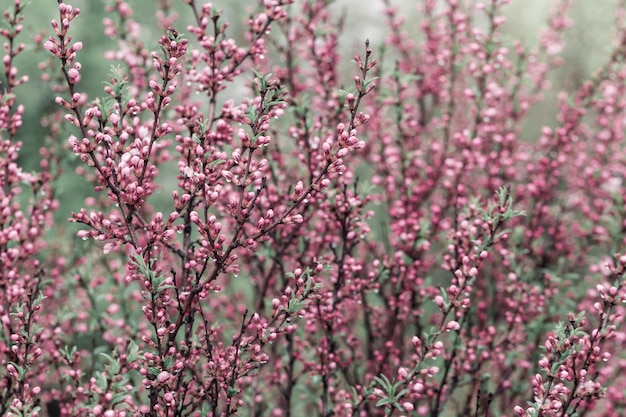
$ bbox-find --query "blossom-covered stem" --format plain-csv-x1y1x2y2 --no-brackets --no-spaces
0,0,26,194
6,0,626,415
557,273,623,416
50,2,142,246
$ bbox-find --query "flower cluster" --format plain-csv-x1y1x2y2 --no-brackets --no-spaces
2,0,626,416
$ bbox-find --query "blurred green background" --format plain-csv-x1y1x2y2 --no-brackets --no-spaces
3,0,622,228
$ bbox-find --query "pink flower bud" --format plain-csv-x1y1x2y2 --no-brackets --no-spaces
445,320,460,332
158,371,170,383
434,295,444,308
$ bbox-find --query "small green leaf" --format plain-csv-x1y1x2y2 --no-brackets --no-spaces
376,397,395,407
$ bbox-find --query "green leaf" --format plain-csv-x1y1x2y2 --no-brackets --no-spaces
373,374,393,391
438,287,450,308
8,362,25,379
95,371,108,390
286,296,308,314
424,327,441,345
60,345,77,362
376,397,395,407
99,352,121,374
126,340,142,362
208,158,226,168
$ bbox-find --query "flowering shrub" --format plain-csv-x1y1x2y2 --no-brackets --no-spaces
2,0,626,416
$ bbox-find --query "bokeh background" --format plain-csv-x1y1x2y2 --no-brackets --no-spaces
4,0,623,231
2,2,624,416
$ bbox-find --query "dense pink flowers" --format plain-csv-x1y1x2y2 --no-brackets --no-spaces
2,0,626,416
